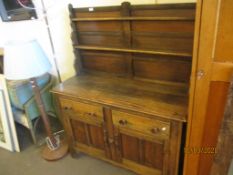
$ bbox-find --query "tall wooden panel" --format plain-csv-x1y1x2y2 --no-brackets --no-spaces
184,0,233,175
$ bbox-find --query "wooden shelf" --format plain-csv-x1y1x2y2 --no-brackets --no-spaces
72,16,194,22
52,74,188,122
74,45,192,57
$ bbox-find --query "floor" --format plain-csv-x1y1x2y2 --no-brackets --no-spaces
1,122,233,175
0,121,135,175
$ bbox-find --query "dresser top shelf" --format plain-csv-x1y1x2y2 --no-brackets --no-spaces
52,74,188,122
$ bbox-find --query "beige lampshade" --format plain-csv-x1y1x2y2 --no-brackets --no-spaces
4,39,51,80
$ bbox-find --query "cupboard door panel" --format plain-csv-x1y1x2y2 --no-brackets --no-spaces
116,132,165,175
89,125,105,149
70,119,107,156
121,134,140,163
120,133,165,171
144,141,164,170
71,120,88,145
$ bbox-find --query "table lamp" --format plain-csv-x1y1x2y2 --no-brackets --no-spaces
4,39,68,160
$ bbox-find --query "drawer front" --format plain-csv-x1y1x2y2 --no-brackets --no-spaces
59,97,103,123
112,110,170,140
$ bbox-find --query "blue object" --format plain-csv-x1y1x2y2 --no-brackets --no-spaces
7,73,56,143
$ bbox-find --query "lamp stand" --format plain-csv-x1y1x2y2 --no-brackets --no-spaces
30,77,68,160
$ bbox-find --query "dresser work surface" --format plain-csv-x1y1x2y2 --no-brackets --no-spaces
52,74,188,122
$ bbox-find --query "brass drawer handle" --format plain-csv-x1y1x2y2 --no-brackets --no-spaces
119,119,128,125
151,127,166,134
151,128,160,134
85,112,97,117
161,127,167,131
63,106,73,110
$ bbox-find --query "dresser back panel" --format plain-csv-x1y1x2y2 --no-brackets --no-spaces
70,2,195,86
133,55,191,83
81,50,128,75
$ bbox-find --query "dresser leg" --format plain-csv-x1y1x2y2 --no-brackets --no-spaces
69,147,79,158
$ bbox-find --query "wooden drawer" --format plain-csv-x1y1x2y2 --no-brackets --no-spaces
112,110,170,140
59,97,103,123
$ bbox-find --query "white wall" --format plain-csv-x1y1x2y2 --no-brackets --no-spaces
0,0,196,81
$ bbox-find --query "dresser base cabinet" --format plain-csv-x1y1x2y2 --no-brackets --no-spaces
52,75,185,175
56,96,182,175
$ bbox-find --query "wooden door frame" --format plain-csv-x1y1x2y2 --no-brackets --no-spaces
184,0,233,174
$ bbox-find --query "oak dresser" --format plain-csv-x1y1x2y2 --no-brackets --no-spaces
52,2,196,175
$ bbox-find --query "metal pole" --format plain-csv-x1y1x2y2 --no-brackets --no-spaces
40,0,62,83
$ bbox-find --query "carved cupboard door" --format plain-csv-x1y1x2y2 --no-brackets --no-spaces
111,110,180,175
60,98,110,158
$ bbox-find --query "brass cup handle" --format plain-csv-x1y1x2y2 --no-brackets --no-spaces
151,128,160,134
119,119,128,125
151,127,166,134
85,112,97,117
63,106,73,110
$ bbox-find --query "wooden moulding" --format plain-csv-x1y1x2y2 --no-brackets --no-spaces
72,2,196,13
120,2,133,77
68,4,83,75
74,45,192,57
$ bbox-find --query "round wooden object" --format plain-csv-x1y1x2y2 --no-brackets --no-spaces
42,139,68,161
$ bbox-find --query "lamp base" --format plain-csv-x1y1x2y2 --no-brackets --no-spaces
42,139,68,161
